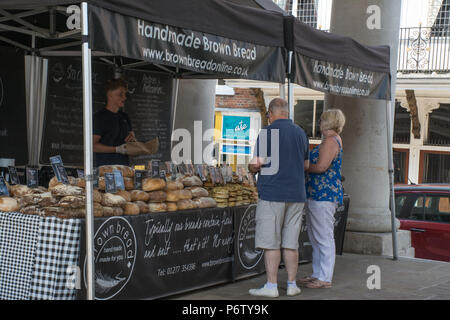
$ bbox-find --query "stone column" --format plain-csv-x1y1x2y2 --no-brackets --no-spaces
325,0,414,256
172,79,217,165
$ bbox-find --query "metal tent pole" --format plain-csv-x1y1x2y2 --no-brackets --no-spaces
81,1,95,300
287,51,294,120
386,100,398,260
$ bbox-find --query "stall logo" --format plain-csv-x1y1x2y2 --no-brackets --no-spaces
84,216,137,300
237,204,263,269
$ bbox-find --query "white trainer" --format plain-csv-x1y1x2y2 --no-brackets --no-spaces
249,286,279,298
286,286,302,296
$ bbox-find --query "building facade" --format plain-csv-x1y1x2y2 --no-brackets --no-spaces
216,0,450,184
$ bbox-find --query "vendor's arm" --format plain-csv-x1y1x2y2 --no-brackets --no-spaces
125,131,137,143
308,138,338,173
304,160,310,171
93,134,117,153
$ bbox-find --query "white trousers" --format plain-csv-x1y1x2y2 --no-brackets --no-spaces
305,199,337,283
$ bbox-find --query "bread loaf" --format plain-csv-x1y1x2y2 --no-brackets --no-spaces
178,189,193,200
42,206,65,217
99,165,134,178
124,202,140,215
181,175,203,187
135,201,149,214
130,190,150,202
190,187,209,198
101,193,127,207
148,191,167,203
48,176,78,189
20,205,42,215
10,185,32,197
166,190,179,202
148,202,167,213
94,202,104,217
166,202,177,212
102,206,124,217
17,192,57,208
76,178,86,188
142,178,166,192
176,199,196,210
193,197,217,208
164,180,184,191
50,184,84,197
98,177,106,191
58,196,85,208
116,190,132,202
0,197,19,212
124,177,135,191
93,189,102,203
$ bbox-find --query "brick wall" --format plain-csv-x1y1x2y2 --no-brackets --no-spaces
215,88,262,110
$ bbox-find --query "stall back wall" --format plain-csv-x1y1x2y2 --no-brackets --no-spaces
0,47,28,165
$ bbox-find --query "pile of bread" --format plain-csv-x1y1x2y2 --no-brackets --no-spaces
204,184,258,207
0,165,217,218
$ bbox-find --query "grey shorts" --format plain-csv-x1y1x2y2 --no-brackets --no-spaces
255,199,305,250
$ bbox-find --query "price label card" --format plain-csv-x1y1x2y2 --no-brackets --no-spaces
104,172,116,193
93,167,99,189
77,169,85,179
50,155,69,184
134,170,145,190
8,166,20,185
159,170,167,181
215,167,224,185
26,167,39,188
208,166,216,185
0,177,9,196
151,160,160,178
112,170,125,191
195,164,205,181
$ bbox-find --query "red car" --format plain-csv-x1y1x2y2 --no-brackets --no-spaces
395,184,450,262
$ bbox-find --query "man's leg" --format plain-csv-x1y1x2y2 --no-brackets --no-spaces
264,249,281,284
282,248,298,282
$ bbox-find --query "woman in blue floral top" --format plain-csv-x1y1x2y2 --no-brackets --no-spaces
299,109,346,289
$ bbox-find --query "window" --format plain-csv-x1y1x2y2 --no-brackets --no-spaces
427,104,450,146
294,99,323,138
393,101,411,144
393,150,408,184
297,0,318,28
423,194,450,223
422,152,450,183
431,0,450,37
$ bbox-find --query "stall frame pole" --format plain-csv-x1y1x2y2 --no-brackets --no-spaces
287,51,294,120
81,1,95,300
386,100,398,260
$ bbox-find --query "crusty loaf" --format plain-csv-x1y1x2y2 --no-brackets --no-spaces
193,197,217,208
177,189,193,200
124,177,135,191
148,202,168,213
166,202,177,212
58,195,85,208
176,199,197,210
0,197,19,212
124,202,140,215
148,191,167,203
130,190,150,202
142,178,166,192
17,192,57,208
50,184,84,197
10,185,32,197
164,180,184,191
116,190,132,202
102,206,124,217
166,190,179,202
99,165,134,178
135,201,149,214
93,189,102,203
189,187,209,198
181,175,203,187
101,193,127,207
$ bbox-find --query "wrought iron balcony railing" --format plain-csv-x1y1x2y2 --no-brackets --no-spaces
398,26,450,73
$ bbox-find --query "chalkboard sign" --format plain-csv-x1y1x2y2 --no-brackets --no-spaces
0,47,28,165
121,69,173,165
40,57,114,166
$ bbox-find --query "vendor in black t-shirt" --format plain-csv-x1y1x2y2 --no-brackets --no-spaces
93,78,136,166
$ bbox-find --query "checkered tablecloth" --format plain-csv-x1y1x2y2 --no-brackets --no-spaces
0,212,40,300
0,212,82,300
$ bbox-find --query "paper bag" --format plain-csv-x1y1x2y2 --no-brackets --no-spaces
126,137,159,156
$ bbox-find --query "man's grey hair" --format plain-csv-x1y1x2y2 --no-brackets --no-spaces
268,98,289,116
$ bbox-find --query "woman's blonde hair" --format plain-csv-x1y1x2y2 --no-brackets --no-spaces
320,109,346,134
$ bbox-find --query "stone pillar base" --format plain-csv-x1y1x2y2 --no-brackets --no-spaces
343,230,415,257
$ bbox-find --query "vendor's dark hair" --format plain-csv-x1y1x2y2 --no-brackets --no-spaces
106,78,127,92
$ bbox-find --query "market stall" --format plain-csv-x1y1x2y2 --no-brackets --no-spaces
0,0,386,300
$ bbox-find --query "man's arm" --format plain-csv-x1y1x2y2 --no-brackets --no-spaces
93,135,117,153
248,156,265,174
